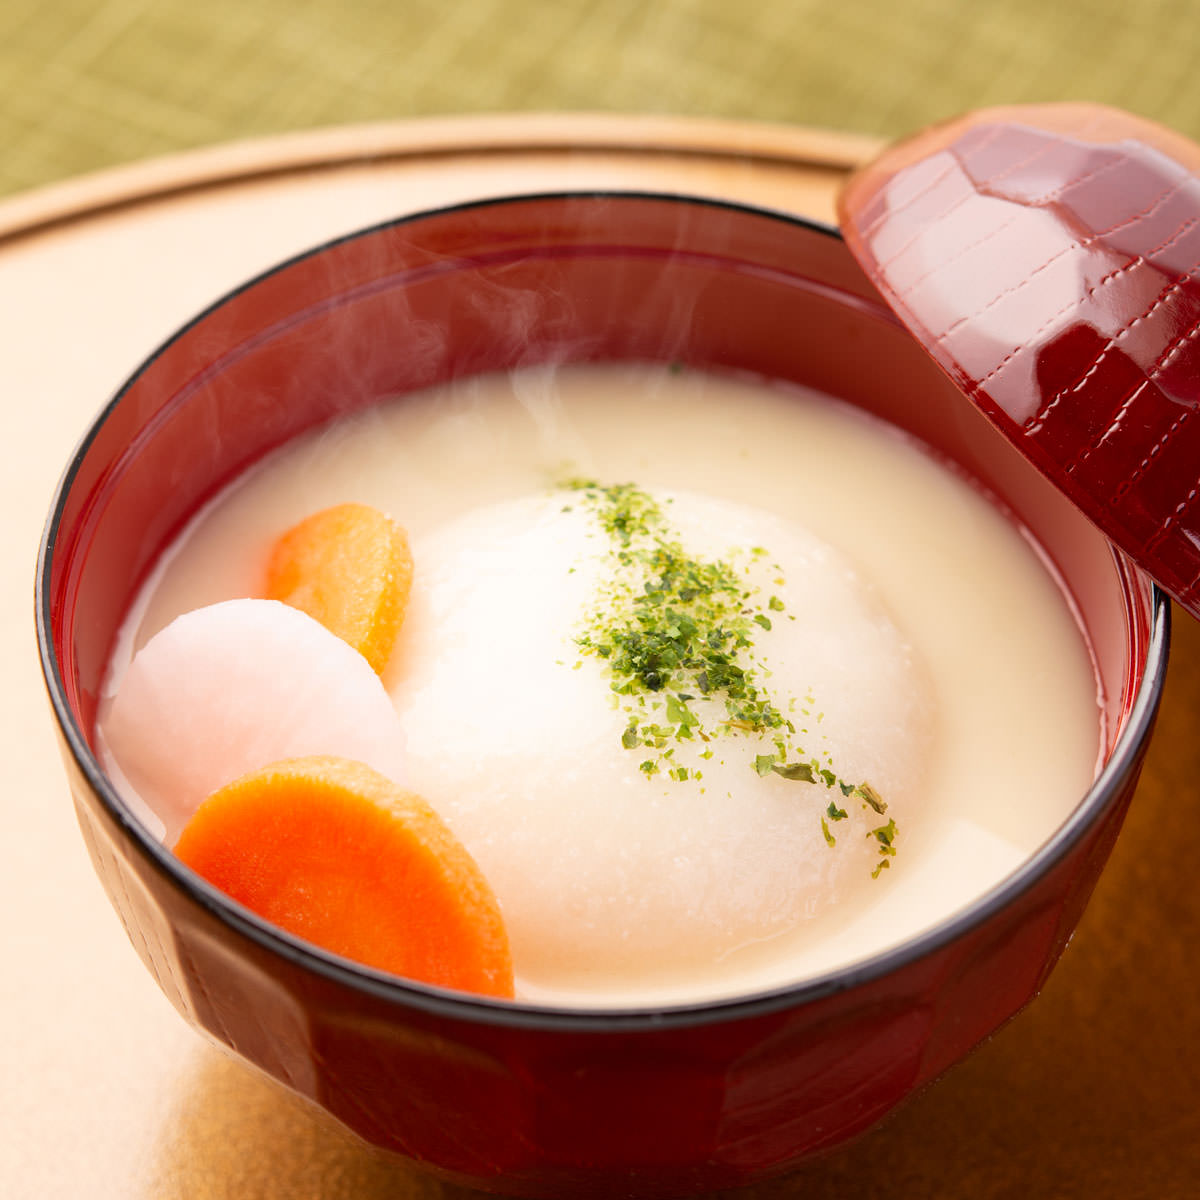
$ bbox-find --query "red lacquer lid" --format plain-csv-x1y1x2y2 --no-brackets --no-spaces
838,103,1200,618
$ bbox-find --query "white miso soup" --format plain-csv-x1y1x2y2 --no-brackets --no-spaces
99,364,1100,1007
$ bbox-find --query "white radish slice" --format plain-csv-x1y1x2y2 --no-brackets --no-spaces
98,598,406,845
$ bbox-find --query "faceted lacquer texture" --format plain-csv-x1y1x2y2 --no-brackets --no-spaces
839,103,1200,617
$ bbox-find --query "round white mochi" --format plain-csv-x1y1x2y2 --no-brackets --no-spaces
390,489,932,989
99,598,406,845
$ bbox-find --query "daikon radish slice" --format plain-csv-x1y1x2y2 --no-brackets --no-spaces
99,599,406,843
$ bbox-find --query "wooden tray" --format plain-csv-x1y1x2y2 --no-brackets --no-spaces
5,114,1198,1200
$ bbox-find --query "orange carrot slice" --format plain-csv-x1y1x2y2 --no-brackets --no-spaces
264,502,413,675
174,756,513,998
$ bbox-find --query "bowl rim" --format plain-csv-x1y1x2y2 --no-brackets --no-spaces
36,189,1172,1033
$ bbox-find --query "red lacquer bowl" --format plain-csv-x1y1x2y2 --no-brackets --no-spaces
36,194,1167,1198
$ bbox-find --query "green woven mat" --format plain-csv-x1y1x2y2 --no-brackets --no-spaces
3,0,1200,198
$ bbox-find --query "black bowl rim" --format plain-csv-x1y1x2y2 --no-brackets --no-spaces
36,189,1172,1033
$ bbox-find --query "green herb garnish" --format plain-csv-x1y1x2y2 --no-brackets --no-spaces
565,479,897,876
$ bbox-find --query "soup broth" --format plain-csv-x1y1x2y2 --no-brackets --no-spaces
99,363,1100,1006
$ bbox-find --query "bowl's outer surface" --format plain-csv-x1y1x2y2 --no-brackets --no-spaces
40,194,1165,1198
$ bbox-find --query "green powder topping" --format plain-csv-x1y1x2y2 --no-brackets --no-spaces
565,478,897,876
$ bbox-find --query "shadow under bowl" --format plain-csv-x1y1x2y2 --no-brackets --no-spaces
36,192,1167,1198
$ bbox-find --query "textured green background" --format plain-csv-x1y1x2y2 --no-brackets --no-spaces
4,0,1200,197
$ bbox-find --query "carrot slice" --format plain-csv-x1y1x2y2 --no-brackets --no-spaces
174,756,513,998
264,502,413,675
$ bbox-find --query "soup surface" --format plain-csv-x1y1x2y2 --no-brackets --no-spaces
99,363,1100,1006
